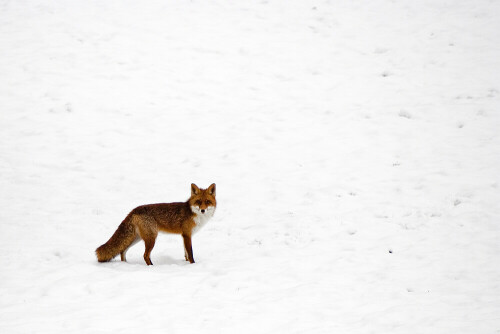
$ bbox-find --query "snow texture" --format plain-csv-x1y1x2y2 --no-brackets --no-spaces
1,0,500,333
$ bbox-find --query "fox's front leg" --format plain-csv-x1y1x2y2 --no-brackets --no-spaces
182,234,195,263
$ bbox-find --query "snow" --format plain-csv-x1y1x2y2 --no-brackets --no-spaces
1,0,500,333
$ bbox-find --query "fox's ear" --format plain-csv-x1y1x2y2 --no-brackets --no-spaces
208,183,216,196
191,183,200,195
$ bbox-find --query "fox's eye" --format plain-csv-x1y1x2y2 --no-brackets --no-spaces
205,200,212,205
195,200,202,205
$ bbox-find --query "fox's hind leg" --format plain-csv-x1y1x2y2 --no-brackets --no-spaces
139,226,157,266
134,217,158,266
143,237,156,266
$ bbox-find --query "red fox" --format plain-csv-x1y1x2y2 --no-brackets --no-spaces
96,183,216,265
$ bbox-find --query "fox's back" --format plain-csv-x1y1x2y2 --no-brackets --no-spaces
131,202,194,233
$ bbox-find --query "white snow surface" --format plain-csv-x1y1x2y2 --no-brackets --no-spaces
1,1,500,333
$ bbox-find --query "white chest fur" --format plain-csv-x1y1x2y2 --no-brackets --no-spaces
191,206,215,234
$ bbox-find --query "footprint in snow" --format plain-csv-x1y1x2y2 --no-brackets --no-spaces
398,110,412,119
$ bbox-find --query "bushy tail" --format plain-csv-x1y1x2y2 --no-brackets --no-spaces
96,216,137,262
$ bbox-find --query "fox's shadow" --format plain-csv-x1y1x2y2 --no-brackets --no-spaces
153,255,190,266
121,255,189,266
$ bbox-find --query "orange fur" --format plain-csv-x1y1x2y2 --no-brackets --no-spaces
95,183,216,265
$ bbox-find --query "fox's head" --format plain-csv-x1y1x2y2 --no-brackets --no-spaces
189,183,216,216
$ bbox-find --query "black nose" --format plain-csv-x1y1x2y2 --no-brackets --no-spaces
201,209,205,213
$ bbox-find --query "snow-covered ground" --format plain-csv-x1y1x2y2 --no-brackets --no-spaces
1,0,499,333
